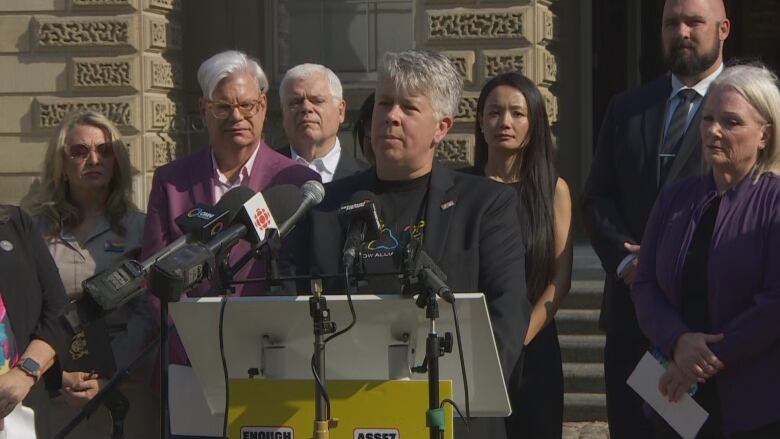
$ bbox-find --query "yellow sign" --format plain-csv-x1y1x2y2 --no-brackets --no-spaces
228,379,453,439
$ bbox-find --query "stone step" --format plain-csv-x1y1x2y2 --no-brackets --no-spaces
562,362,605,394
571,266,606,282
560,280,604,310
556,309,601,335
563,393,608,422
559,334,605,363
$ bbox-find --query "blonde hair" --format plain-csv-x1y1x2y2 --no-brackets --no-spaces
709,64,780,179
26,110,136,237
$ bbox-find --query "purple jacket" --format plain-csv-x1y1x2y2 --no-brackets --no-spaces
632,171,780,433
141,142,319,365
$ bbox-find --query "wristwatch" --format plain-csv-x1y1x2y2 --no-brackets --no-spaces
16,358,40,382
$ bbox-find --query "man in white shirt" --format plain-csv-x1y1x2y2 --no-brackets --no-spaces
583,0,730,437
279,64,368,183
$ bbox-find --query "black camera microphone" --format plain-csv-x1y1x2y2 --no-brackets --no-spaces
338,191,383,268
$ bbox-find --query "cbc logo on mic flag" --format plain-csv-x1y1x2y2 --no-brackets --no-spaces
243,193,278,241
254,208,271,230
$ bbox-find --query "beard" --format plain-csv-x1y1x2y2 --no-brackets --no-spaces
664,29,721,77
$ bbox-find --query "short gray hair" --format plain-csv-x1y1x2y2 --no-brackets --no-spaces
378,50,462,120
279,63,343,104
710,63,780,178
197,50,269,99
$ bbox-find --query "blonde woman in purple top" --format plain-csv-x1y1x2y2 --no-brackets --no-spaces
632,64,780,437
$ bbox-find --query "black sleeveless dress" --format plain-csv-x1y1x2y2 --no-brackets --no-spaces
462,167,564,438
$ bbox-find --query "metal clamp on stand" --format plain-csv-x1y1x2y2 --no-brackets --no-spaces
310,278,338,439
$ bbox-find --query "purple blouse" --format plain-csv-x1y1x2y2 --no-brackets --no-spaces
632,171,780,433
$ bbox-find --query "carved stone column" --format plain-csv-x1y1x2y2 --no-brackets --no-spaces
419,0,559,168
0,0,183,207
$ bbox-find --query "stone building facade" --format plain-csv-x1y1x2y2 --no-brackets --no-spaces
0,0,591,210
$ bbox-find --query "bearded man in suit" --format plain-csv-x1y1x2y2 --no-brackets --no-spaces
583,0,730,436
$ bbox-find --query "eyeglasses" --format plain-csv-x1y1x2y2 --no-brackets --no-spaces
66,143,114,160
206,99,263,119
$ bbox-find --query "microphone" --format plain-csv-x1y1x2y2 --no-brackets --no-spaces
338,191,382,268
277,180,325,238
65,187,254,332
402,236,454,304
232,184,301,244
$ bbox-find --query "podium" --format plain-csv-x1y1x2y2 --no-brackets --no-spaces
169,293,510,437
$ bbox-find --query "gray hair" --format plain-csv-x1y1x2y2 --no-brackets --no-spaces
197,50,269,99
378,50,462,120
710,64,780,178
279,63,343,104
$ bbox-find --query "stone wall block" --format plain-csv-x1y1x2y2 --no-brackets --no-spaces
70,0,137,11
144,0,181,13
539,86,558,124
70,56,138,91
482,47,533,80
535,4,558,45
34,96,139,130
426,7,531,42
144,55,182,91
31,16,137,51
143,132,181,168
441,50,475,85
536,46,558,86
145,15,182,51
145,95,184,132
455,92,479,122
436,134,474,168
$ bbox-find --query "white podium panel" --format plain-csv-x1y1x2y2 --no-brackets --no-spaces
169,293,510,417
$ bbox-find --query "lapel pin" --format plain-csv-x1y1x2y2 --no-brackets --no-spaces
0,240,13,252
440,200,455,211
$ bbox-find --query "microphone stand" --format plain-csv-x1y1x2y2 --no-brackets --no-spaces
309,277,337,439
54,335,161,439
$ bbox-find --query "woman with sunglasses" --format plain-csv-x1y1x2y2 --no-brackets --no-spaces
25,110,158,438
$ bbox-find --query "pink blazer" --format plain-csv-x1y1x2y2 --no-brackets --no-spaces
141,142,319,366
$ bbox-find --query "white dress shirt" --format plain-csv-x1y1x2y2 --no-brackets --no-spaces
290,138,342,184
211,142,261,204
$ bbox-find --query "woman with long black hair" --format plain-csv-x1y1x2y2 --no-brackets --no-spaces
468,71,572,438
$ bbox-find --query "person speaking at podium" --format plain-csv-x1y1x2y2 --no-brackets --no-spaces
308,49,532,439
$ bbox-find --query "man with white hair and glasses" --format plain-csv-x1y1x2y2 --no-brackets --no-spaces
278,63,368,182
140,51,319,416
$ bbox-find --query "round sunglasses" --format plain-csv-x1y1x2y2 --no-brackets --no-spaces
66,142,114,160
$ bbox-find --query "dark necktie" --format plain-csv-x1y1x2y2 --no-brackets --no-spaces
659,88,698,184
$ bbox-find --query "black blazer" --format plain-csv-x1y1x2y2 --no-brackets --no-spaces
583,75,705,334
0,205,68,392
308,163,531,382
277,144,369,181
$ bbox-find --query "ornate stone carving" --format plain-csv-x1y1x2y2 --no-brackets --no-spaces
33,17,134,48
427,7,528,40
539,87,558,124
436,134,474,167
72,58,135,89
36,99,134,128
148,17,182,50
150,134,179,167
147,97,183,131
482,48,531,79
442,50,475,85
456,93,479,122
148,58,182,90
146,0,181,12
70,0,135,8
541,49,558,84
536,5,557,44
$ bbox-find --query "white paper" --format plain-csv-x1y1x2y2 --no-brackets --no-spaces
169,364,224,437
627,352,709,439
0,404,36,439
